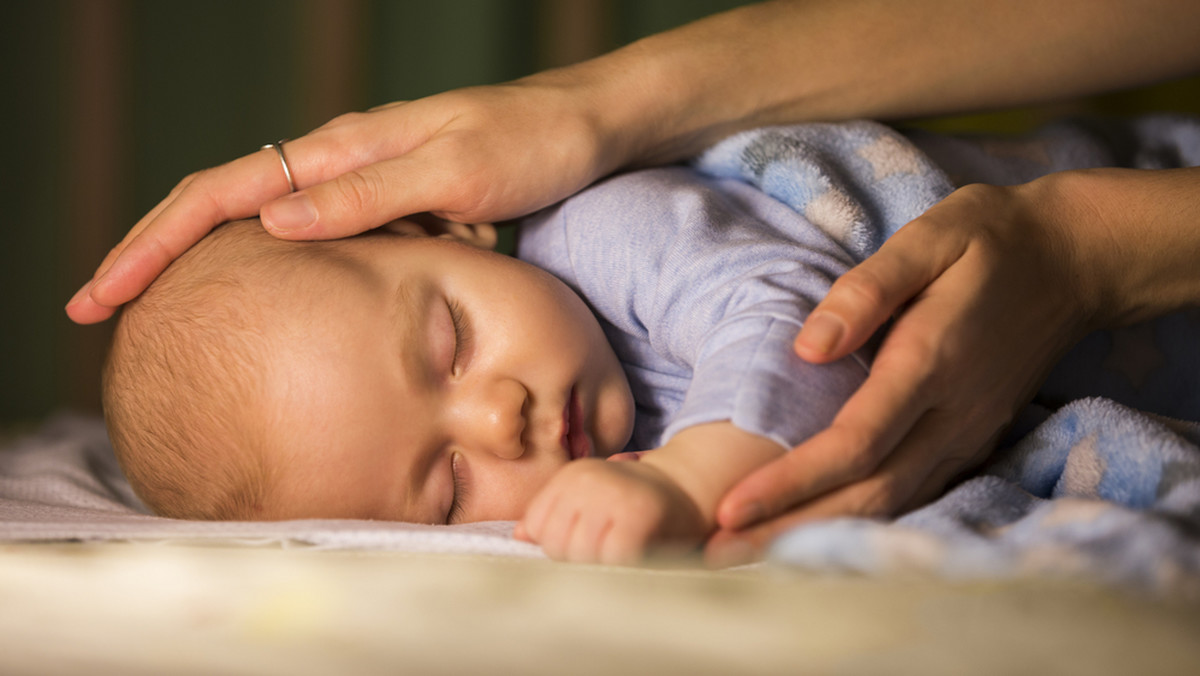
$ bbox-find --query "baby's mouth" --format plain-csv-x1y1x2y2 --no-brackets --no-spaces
562,387,592,461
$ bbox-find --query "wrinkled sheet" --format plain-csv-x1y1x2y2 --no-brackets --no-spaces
0,414,539,557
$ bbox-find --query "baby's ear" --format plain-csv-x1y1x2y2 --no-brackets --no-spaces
435,221,498,250
381,217,498,250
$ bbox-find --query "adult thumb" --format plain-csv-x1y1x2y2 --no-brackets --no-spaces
260,154,448,240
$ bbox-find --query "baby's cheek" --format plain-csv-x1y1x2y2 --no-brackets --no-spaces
597,376,636,456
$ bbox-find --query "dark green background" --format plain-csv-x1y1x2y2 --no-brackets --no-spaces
1,0,1197,426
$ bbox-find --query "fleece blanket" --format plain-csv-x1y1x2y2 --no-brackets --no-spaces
695,115,1200,595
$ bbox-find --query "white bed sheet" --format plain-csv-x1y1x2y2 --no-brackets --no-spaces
0,414,540,557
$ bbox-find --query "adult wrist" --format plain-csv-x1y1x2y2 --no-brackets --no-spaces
1029,167,1200,329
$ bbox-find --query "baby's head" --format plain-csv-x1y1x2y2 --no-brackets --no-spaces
103,218,634,524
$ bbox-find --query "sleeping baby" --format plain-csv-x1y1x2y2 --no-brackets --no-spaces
105,118,1200,564
102,136,875,565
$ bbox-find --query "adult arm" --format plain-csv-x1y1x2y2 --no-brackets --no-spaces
66,0,1200,323
707,166,1200,565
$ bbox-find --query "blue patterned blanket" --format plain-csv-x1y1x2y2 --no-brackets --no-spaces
695,117,1200,595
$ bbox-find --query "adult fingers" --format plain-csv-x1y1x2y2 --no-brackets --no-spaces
81,148,296,313
64,176,197,323
259,136,494,240
719,268,984,531
898,425,1003,512
705,412,968,568
794,220,964,363
715,341,934,530
96,174,195,279
705,509,814,568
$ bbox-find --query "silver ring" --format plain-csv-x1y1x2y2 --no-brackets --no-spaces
261,140,296,193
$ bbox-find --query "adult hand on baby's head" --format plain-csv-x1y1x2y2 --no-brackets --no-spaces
705,176,1113,566
65,75,628,324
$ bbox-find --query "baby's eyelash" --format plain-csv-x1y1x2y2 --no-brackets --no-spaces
447,299,473,375
447,453,468,524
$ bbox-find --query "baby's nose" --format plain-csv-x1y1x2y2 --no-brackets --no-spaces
451,378,528,460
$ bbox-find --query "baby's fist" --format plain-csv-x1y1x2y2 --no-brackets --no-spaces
516,459,705,565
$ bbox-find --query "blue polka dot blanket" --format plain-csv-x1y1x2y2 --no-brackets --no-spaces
695,116,1200,595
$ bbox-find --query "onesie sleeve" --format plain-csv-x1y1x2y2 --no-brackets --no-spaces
649,174,870,448
664,301,867,450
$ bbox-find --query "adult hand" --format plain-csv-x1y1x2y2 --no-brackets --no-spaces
65,76,633,324
67,0,1200,326
705,175,1114,566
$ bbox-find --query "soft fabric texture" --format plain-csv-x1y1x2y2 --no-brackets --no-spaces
517,166,870,452
770,398,1200,595
0,414,540,556
4,115,1199,596
697,116,1200,594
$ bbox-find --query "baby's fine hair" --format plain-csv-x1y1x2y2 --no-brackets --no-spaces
103,221,309,520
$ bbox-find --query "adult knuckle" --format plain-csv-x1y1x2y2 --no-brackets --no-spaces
831,268,890,311
853,476,903,517
828,425,885,478
876,332,944,395
844,447,882,481
336,167,385,213
431,135,499,217
320,110,367,131
176,171,202,190
184,173,232,224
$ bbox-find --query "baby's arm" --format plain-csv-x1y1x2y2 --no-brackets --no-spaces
515,421,783,565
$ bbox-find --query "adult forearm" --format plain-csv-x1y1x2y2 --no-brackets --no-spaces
1037,166,1200,328
559,0,1200,167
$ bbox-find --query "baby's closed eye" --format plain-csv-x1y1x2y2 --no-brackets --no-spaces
447,299,474,376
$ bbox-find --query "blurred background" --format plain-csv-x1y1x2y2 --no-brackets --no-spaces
1,0,1198,429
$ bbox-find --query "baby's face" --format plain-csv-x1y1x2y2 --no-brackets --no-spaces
254,227,634,524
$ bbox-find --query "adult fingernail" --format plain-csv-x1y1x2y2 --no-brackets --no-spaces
798,313,843,355
263,192,317,233
66,279,94,308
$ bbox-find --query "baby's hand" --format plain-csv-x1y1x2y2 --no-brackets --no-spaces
514,458,707,565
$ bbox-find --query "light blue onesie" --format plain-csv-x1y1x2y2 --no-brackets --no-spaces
516,166,871,453
516,115,1200,454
